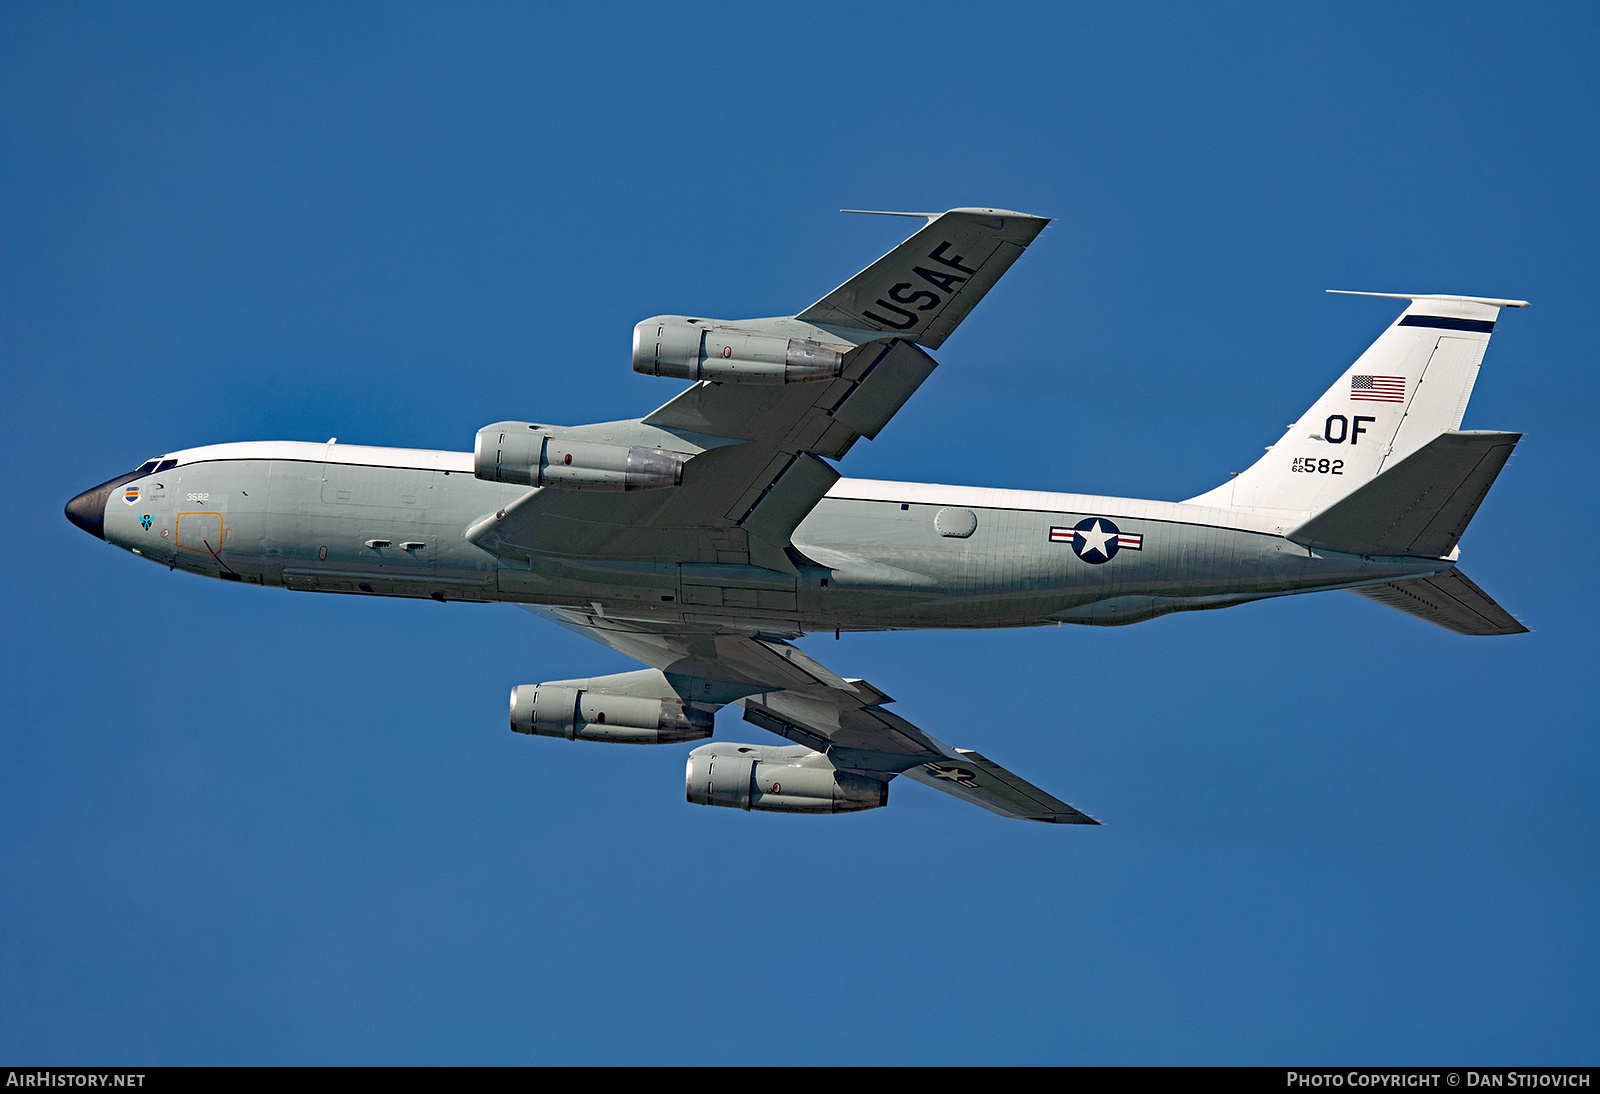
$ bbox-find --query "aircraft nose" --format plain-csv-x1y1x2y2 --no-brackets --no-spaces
64,472,140,541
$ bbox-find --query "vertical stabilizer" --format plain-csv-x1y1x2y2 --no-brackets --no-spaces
1186,293,1527,521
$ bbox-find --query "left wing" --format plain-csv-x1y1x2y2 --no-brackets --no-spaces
530,607,1098,824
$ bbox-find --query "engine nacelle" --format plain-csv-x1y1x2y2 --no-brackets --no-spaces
475,423,686,491
685,742,888,814
633,316,847,384
511,683,714,744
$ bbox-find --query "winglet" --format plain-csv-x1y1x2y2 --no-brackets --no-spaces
1326,290,1531,308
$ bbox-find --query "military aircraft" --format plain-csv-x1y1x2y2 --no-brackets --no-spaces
65,208,1528,823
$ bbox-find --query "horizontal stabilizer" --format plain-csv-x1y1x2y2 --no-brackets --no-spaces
1289,430,1520,557
1350,568,1528,636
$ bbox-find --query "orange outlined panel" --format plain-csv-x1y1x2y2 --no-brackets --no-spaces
175,512,225,554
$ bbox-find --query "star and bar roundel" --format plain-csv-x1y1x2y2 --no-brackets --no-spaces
1050,517,1143,564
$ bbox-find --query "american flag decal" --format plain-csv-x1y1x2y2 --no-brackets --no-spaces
1350,374,1405,402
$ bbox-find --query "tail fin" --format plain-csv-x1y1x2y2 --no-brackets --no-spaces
1187,292,1528,521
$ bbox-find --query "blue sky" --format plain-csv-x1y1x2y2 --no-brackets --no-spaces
3,1,1596,1064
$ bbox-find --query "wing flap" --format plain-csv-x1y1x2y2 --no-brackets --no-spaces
742,689,945,762
827,339,940,440
733,453,841,546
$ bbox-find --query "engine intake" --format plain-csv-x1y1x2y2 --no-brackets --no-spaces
510,683,714,745
633,316,847,384
685,742,888,814
475,424,687,491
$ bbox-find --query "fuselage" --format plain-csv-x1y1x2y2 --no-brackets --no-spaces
68,440,1450,632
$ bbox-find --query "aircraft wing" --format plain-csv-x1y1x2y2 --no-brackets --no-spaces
470,338,935,574
797,208,1051,349
530,606,1098,824
467,209,1049,574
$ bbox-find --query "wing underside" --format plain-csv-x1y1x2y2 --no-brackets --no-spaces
467,208,1050,574
489,208,1076,822
531,607,1098,824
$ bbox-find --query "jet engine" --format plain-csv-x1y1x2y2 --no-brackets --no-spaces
633,316,848,384
685,742,888,814
510,682,714,745
474,424,686,491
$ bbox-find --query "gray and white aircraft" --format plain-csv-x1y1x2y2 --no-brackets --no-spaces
65,208,1528,823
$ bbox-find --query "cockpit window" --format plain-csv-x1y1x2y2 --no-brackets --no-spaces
134,460,160,475
154,459,178,472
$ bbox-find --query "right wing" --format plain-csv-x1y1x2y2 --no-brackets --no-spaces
529,606,1098,824
798,208,1051,348
467,208,1049,575
468,338,934,574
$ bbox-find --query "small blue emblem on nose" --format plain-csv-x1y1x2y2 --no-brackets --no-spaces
140,514,153,530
